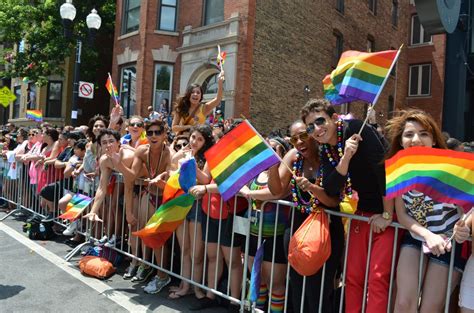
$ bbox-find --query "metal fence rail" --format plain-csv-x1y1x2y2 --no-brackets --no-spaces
0,161,469,313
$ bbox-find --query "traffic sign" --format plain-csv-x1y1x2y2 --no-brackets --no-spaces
79,81,94,99
0,86,17,108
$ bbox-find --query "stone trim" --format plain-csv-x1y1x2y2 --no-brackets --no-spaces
117,47,139,65
151,45,179,63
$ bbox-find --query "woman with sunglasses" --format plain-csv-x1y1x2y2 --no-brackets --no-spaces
172,71,225,136
268,120,343,313
168,124,214,300
170,135,189,158
120,116,148,150
116,119,172,293
302,99,392,313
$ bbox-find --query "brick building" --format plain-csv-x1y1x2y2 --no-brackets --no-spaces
400,1,446,124
111,0,410,134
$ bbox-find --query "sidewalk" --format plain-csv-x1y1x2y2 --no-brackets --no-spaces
0,211,227,313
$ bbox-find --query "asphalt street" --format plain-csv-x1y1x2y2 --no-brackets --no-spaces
0,211,227,313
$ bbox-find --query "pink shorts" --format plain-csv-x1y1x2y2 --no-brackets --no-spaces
460,255,474,310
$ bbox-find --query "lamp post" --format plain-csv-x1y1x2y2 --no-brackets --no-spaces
60,0,101,126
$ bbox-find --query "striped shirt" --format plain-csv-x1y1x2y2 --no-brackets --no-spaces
402,190,460,236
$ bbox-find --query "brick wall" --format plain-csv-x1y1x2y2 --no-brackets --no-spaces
250,0,409,135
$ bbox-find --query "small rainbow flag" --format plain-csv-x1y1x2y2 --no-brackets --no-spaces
133,158,197,249
385,146,474,211
204,120,280,201
105,74,120,105
59,194,93,221
330,48,400,104
217,44,226,71
249,240,265,303
26,110,43,122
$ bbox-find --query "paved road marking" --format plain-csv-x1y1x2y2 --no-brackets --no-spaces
0,222,153,312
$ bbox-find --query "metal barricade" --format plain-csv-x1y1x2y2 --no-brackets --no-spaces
1,166,469,313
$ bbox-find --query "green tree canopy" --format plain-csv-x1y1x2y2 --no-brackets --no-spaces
0,0,115,86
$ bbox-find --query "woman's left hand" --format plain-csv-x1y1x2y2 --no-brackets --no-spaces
453,219,471,243
189,185,206,198
295,176,312,192
368,214,391,233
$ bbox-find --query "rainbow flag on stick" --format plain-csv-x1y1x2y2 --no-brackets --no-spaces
26,110,43,122
323,74,357,105
133,158,197,249
217,44,226,72
106,73,120,106
59,194,93,221
331,48,401,104
385,147,474,211
204,120,280,201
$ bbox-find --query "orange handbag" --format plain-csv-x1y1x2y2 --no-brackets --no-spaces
288,209,331,276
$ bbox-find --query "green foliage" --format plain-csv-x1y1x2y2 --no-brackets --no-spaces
0,0,115,86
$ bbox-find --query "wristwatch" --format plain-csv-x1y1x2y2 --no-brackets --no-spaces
382,211,392,220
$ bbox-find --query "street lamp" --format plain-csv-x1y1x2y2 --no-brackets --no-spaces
60,0,101,126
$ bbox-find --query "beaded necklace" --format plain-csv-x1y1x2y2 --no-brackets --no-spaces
290,152,322,214
320,119,353,197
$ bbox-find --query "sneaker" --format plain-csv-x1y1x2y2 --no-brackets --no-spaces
41,212,54,222
123,264,138,280
62,220,78,236
144,275,171,294
104,234,118,248
131,264,154,283
95,235,108,246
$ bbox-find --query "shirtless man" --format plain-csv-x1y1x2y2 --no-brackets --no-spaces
114,119,172,293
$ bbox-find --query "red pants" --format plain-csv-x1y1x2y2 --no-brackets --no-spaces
345,213,396,313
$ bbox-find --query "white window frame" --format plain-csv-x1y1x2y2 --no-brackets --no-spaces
411,15,432,46
120,65,137,117
152,63,174,112
408,64,431,97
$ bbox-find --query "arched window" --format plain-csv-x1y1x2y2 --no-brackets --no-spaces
202,72,219,96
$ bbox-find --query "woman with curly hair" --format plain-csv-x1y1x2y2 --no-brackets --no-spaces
171,71,225,135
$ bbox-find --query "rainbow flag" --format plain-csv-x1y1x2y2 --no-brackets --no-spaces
58,194,93,221
26,110,43,122
105,74,120,105
385,146,474,211
330,48,400,103
162,158,196,203
249,240,265,303
217,44,226,71
133,158,197,249
322,74,357,105
204,120,280,201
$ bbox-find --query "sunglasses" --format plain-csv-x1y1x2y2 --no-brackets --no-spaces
289,132,309,145
174,143,188,150
28,133,36,137
146,130,163,137
130,122,144,128
306,117,327,134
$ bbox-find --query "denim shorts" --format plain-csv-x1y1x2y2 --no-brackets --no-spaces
401,232,466,272
186,200,202,222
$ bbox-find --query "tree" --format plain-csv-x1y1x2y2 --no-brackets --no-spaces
0,0,115,86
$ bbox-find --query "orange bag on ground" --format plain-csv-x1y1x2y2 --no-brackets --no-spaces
79,256,115,279
288,209,331,276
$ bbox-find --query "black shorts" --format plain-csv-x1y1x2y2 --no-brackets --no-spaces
40,181,64,202
201,213,244,248
248,234,287,264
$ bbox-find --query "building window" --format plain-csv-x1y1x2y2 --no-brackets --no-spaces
367,36,375,52
27,83,36,110
158,0,177,31
46,81,62,118
392,0,399,27
411,15,432,45
336,0,344,13
409,64,431,96
122,0,140,34
369,0,377,15
153,64,173,114
120,66,137,117
388,95,394,118
333,31,344,66
12,86,21,119
204,0,224,25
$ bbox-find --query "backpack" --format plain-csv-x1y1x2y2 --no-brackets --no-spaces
23,215,55,240
82,246,122,267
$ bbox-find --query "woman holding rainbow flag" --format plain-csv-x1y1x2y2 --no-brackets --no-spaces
385,109,470,313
